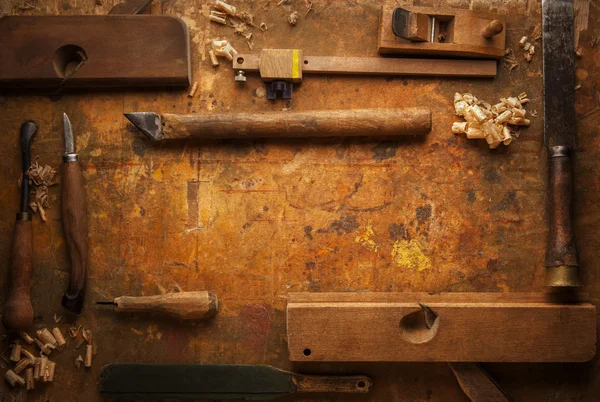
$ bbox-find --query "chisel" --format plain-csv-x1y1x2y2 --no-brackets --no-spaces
61,113,89,313
99,364,372,400
96,291,218,320
542,0,579,287
2,121,37,331
124,108,431,141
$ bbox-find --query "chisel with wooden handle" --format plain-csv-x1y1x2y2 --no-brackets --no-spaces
99,364,372,400
2,121,37,331
61,113,89,314
124,108,431,141
96,291,218,320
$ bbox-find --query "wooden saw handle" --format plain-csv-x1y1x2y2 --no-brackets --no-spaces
162,108,431,140
113,291,218,320
2,219,34,330
61,162,89,314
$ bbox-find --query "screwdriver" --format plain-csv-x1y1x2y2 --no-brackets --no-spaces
96,291,218,320
2,121,38,331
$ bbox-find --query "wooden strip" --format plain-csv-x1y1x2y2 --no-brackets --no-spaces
287,293,596,362
449,363,512,402
234,54,496,78
0,16,190,89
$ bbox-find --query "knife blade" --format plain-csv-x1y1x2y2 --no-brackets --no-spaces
99,364,372,400
542,0,579,287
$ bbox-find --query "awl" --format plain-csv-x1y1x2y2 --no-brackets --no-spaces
61,114,89,313
124,108,431,141
96,291,218,320
542,0,579,287
99,364,372,400
2,121,38,331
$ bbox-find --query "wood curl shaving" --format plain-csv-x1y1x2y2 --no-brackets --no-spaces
452,92,532,149
288,11,299,26
23,158,57,222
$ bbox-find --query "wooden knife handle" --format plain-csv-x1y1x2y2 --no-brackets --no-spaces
163,108,431,140
449,363,512,402
293,374,372,394
2,218,34,330
61,161,89,314
113,291,218,320
545,146,579,287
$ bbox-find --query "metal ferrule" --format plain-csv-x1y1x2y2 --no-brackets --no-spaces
545,265,580,288
16,212,31,221
549,145,571,158
63,153,79,163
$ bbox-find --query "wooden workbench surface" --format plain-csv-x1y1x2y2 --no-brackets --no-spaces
0,0,598,401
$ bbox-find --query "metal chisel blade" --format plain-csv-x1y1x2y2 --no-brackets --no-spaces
542,0,576,148
63,113,75,154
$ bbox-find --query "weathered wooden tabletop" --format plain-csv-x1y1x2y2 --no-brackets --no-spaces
0,0,598,401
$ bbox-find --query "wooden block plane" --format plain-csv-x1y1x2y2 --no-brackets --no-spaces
378,6,506,59
287,293,596,362
0,15,190,89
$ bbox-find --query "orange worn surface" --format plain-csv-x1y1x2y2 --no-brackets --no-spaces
0,0,599,401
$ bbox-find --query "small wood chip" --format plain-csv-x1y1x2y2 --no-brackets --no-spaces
21,349,35,362
53,314,62,324
188,82,199,98
34,339,52,355
81,328,93,344
209,50,219,67
75,355,84,370
43,361,55,382
84,345,93,368
37,329,57,346
18,332,34,345
25,367,34,390
68,326,79,338
209,14,227,24
288,11,299,26
4,369,25,387
33,358,41,380
215,0,236,16
52,328,66,348
14,358,32,375
260,22,267,31
10,342,21,362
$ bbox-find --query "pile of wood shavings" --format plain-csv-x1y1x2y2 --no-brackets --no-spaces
208,0,262,49
25,159,57,222
452,92,531,149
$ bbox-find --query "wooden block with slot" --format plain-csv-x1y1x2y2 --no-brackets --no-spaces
0,16,190,89
287,293,596,362
258,49,303,83
378,6,506,59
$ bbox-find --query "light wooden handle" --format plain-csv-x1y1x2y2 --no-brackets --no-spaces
162,108,431,140
114,291,218,320
482,20,504,39
293,374,372,394
61,161,89,314
2,219,34,330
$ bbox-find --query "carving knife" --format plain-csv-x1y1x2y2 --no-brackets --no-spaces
542,0,579,287
61,113,89,313
99,364,372,400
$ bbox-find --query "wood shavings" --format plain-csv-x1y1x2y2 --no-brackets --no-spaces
18,332,34,345
288,11,299,25
84,345,93,368
188,82,199,98
21,350,35,362
503,48,519,73
25,159,56,222
519,36,528,47
452,92,531,149
590,36,599,48
575,46,584,57
215,0,236,16
260,22,268,31
575,83,582,91
75,355,83,370
209,14,227,24
531,24,542,42
4,369,24,387
68,326,80,338
25,367,34,390
36,329,57,347
53,314,62,324
304,0,314,17
10,342,21,362
52,328,66,348
209,50,219,67
211,39,238,61
80,328,92,344
14,358,32,375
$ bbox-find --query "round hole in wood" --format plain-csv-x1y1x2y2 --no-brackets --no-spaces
303,348,312,357
357,380,366,388
52,44,87,78
237,57,245,64
303,59,308,64
399,309,439,344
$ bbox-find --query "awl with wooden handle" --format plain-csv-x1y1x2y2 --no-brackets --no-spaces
124,108,431,141
61,113,89,314
2,121,38,331
99,364,372,400
96,291,218,320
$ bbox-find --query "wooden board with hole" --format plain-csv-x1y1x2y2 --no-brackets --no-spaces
0,16,190,89
377,6,506,58
287,293,596,362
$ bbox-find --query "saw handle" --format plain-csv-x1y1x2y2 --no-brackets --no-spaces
293,374,372,394
2,219,34,330
112,291,218,320
61,161,89,314
545,147,579,287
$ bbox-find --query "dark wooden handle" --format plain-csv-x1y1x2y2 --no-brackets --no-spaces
2,219,34,330
545,149,579,287
163,108,431,140
114,291,218,320
293,374,372,393
61,162,89,314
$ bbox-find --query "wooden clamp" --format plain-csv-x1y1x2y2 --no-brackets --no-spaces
379,6,506,59
287,292,596,362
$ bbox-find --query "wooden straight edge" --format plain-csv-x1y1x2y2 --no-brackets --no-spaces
286,292,596,362
234,54,496,78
